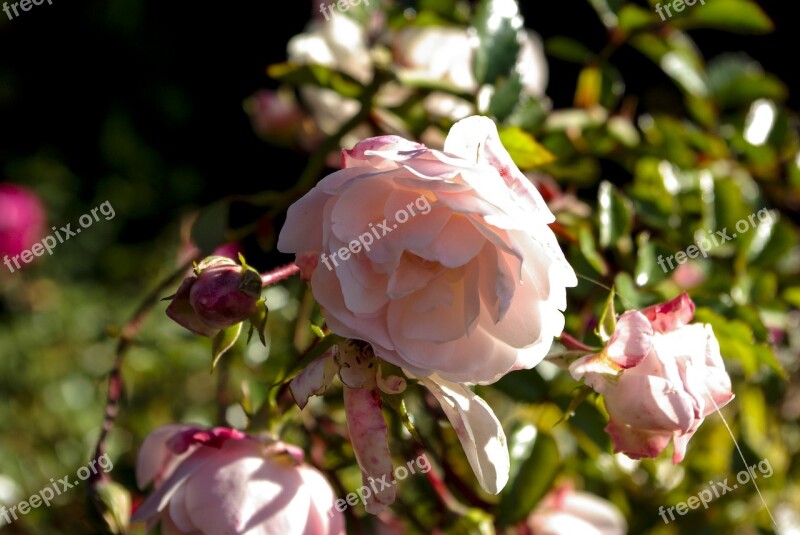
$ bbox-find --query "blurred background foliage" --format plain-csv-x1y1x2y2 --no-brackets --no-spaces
1,0,799,533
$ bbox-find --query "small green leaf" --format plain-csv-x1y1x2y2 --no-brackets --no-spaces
191,201,230,257
267,62,364,99
472,0,523,84
497,431,560,526
673,0,773,34
578,225,609,276
597,181,632,249
596,286,616,343
310,324,325,339
545,37,593,64
247,299,269,346
618,4,658,33
488,72,523,121
211,323,242,371
575,65,602,108
497,126,555,169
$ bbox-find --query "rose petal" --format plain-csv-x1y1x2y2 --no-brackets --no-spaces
343,386,396,513
417,375,509,494
605,311,654,369
290,351,338,409
641,292,695,333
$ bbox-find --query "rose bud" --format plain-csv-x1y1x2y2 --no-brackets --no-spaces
571,293,734,463
166,256,261,337
527,484,627,535
132,425,344,535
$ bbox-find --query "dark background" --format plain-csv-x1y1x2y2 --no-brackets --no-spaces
0,0,795,251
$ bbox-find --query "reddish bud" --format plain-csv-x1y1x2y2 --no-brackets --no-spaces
166,256,261,336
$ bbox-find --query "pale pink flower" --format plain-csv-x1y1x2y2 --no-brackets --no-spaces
278,115,576,386
528,484,627,535
132,425,344,535
571,293,734,462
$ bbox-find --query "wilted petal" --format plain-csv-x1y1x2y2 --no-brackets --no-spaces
343,386,395,514
376,365,407,395
290,351,338,409
417,375,509,494
641,292,695,333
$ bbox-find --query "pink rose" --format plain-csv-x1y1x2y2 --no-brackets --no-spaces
132,425,344,535
570,293,734,462
527,484,627,535
278,116,576,385
0,183,47,265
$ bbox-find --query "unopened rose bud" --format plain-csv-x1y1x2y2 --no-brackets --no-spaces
166,256,261,337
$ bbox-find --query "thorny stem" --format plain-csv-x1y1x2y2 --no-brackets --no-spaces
88,260,194,511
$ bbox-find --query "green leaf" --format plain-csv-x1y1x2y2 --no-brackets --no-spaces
497,431,560,526
578,225,609,276
596,286,616,343
597,182,632,249
472,0,523,85
575,65,602,108
545,37,593,64
631,31,708,97
673,0,773,34
707,54,788,108
211,322,243,371
488,72,523,121
247,299,269,346
191,200,229,257
634,234,672,287
618,4,658,33
497,126,555,169
267,62,363,99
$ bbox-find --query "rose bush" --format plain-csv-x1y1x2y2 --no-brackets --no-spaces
278,115,576,385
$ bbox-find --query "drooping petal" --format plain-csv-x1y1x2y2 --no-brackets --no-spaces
417,375,509,494
343,386,396,513
290,351,338,409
